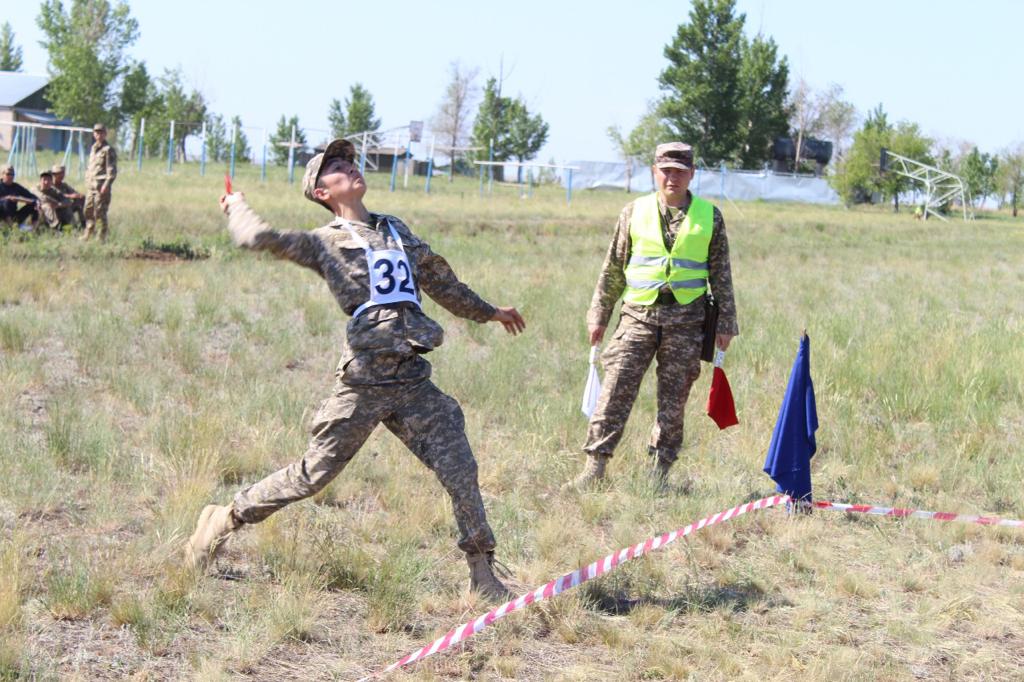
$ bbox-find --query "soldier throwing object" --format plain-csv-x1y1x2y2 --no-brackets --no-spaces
566,142,739,489
185,139,526,600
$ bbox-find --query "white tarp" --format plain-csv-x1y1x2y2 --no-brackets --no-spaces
564,161,840,205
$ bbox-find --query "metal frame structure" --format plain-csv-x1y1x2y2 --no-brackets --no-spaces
880,148,969,221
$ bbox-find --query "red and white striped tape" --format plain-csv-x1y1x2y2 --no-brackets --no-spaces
812,500,1024,527
359,494,788,680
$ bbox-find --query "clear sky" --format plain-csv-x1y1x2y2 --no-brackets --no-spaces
5,0,1023,162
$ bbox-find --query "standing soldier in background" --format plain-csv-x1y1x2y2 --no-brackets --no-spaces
185,139,526,601
52,164,85,229
82,123,117,241
566,142,739,490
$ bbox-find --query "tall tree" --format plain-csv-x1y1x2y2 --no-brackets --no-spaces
507,98,548,181
118,60,153,156
327,98,346,139
230,115,251,162
269,115,306,166
430,61,479,182
36,0,139,126
471,77,514,161
0,22,24,72
154,68,207,161
205,113,229,162
659,0,745,164
997,143,1024,217
345,83,380,136
960,146,999,207
736,35,790,169
607,125,636,192
815,83,857,164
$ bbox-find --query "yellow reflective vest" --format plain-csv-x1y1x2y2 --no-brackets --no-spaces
622,193,714,305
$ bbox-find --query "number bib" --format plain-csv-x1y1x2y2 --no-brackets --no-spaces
344,218,421,317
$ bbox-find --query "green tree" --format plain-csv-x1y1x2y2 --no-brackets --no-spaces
327,98,346,138
118,60,153,156
997,143,1024,217
345,83,380,136
736,34,790,169
829,106,933,211
205,113,229,162
961,146,999,207
269,115,306,166
154,69,207,161
37,0,139,126
0,22,24,71
659,0,745,164
230,115,251,162
471,77,514,161
507,99,549,182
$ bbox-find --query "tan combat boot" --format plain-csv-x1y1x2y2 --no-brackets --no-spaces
562,453,610,491
467,552,513,602
184,504,242,571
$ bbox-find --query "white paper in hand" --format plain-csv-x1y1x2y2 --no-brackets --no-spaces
581,345,602,418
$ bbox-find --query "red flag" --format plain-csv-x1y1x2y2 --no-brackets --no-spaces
224,173,232,194
706,366,739,429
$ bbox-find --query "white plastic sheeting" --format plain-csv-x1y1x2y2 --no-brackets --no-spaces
564,161,840,205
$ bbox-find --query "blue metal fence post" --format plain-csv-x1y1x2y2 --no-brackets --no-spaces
389,133,400,192
229,121,237,180
403,139,411,189
425,136,435,194
720,161,726,197
359,131,368,175
166,120,175,174
5,127,18,168
77,131,85,179
528,167,533,198
478,158,485,196
566,167,574,205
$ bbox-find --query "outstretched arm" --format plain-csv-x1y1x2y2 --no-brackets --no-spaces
219,193,323,275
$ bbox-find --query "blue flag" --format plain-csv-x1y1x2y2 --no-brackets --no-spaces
763,334,818,501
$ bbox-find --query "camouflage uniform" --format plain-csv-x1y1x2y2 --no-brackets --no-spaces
584,192,739,464
55,179,85,228
223,196,499,554
34,183,69,230
84,139,117,239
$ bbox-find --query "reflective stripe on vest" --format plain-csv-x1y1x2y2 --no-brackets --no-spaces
622,193,714,305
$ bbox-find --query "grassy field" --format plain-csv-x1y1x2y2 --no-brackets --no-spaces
1,159,1023,680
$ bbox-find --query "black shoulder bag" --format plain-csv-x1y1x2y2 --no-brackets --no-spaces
700,292,718,363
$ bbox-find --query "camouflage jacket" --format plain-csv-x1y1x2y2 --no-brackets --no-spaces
35,185,69,208
586,191,739,336
85,142,117,188
224,196,496,385
56,180,81,198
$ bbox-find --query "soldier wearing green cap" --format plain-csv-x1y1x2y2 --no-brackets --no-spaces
82,123,117,240
51,164,85,229
185,139,526,600
565,142,740,490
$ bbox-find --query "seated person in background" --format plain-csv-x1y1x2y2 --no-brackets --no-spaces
35,171,70,231
52,164,85,228
0,165,39,229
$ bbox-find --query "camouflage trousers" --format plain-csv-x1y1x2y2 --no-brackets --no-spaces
233,377,496,554
83,187,111,238
584,314,703,463
37,203,62,230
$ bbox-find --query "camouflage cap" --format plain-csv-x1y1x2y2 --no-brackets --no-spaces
51,164,66,174
93,123,106,132
302,138,357,208
39,170,53,178
654,142,694,170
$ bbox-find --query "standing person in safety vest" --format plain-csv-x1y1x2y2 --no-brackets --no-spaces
565,142,738,490
184,139,526,600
